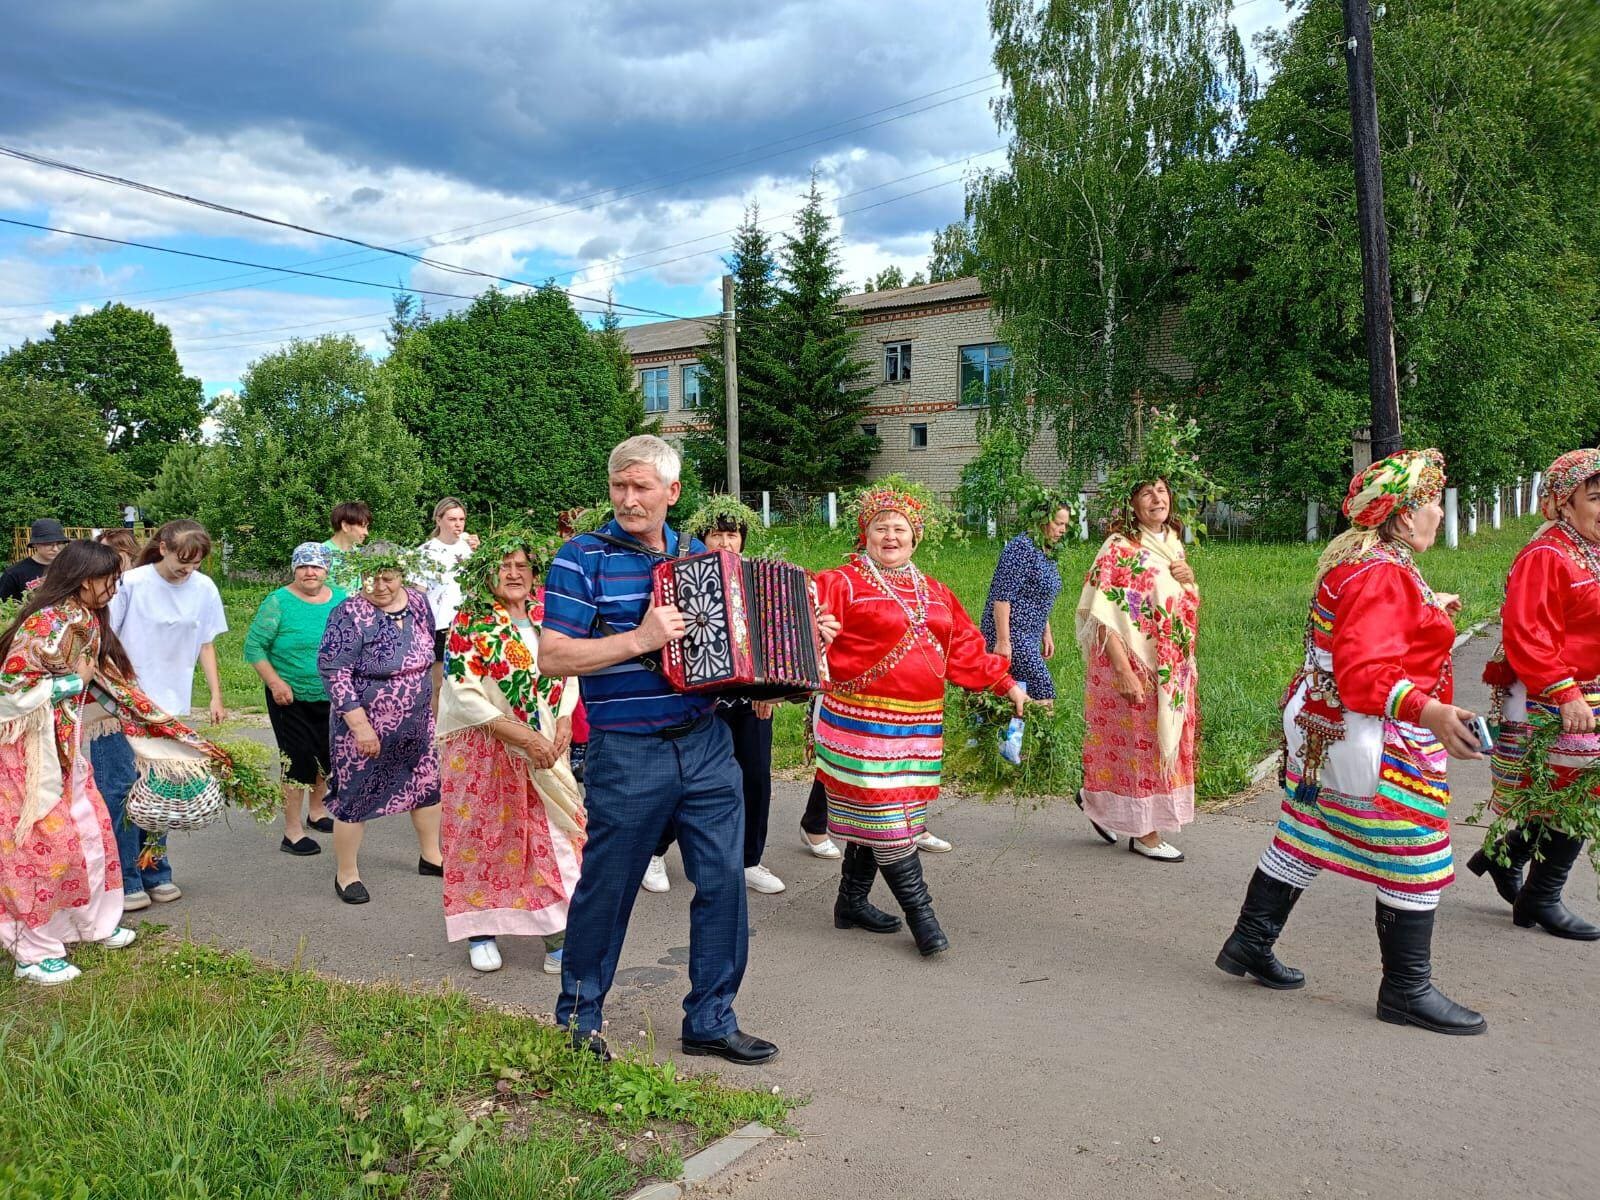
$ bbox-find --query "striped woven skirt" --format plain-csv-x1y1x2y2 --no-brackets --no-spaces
1271,680,1455,895
815,692,944,848
1490,680,1600,822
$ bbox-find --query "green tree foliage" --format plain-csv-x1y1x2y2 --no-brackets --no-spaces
139,442,216,524
0,303,207,484
1179,0,1600,532
594,296,658,438
385,287,629,523
686,204,784,491
861,265,926,292
968,0,1250,482
926,219,981,282
204,336,424,570
0,375,130,528
386,293,431,352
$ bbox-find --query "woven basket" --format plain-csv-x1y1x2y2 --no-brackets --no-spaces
126,769,226,833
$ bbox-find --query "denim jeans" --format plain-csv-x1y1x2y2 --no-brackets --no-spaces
557,716,748,1042
89,732,171,894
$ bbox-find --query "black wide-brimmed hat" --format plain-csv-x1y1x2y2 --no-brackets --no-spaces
28,518,68,545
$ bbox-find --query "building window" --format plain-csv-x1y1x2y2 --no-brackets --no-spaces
884,341,912,383
640,367,669,413
958,343,1012,407
681,364,706,410
909,423,929,450
861,423,878,440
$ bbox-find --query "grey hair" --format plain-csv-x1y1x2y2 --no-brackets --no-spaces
607,435,681,486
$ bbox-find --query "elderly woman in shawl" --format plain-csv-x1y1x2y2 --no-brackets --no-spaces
437,530,583,975
1,541,233,985
1074,476,1201,862
1472,449,1600,941
1216,449,1490,1037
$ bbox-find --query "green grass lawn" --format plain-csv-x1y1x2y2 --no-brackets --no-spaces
0,935,790,1200
207,518,1539,800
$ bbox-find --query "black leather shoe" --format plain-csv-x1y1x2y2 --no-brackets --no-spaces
1512,828,1600,940
1466,824,1535,906
833,843,903,934
1075,791,1118,845
1374,902,1486,1035
335,878,370,905
1216,868,1306,989
418,857,444,877
307,816,335,834
681,1030,780,1065
280,836,321,856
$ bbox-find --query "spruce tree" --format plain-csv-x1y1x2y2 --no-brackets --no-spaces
767,178,876,489
594,295,658,438
685,204,784,491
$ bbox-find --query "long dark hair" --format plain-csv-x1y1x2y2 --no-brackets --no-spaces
0,540,134,677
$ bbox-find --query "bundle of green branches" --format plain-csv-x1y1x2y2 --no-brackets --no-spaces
942,688,1082,805
1093,408,1220,537
1470,716,1600,898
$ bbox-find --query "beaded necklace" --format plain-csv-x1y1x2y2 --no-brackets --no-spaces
856,552,930,629
1557,519,1600,585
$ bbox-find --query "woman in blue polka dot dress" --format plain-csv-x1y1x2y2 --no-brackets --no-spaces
981,498,1074,702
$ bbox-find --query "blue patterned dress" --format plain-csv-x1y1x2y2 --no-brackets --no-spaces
980,534,1063,700
319,588,441,822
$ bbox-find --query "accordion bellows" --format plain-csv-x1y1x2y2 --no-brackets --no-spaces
653,550,829,698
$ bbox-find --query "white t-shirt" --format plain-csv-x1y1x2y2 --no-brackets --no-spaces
419,536,474,631
109,563,228,716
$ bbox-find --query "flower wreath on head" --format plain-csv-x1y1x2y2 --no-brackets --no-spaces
1095,408,1219,538
444,526,567,727
352,541,430,586
685,495,765,555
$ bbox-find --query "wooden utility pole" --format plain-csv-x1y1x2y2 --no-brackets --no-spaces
1342,0,1402,459
721,273,741,496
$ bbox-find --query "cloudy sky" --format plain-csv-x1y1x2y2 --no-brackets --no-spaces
0,0,1294,392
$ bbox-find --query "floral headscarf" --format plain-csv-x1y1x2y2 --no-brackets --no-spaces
1342,448,1447,528
1540,448,1600,519
1316,448,1447,580
853,486,925,549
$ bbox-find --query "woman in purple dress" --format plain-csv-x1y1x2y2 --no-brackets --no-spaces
318,544,442,904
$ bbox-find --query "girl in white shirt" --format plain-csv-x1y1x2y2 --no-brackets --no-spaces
418,497,478,701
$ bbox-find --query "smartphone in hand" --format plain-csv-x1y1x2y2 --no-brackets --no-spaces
1462,715,1494,754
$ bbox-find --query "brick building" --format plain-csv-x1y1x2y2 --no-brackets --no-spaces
623,276,1192,498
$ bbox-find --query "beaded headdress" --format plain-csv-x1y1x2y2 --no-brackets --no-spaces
853,486,926,548
1540,448,1600,518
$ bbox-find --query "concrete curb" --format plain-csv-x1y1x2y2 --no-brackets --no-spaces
627,1121,777,1199
1244,618,1492,787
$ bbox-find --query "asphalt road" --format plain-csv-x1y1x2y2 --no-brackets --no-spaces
164,629,1598,1199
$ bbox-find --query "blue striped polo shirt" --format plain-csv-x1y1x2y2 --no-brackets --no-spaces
544,519,714,734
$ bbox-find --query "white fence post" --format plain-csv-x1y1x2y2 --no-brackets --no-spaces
1444,487,1459,549
826,492,838,529
1492,488,1503,529
761,491,771,528
1532,471,1543,509
1466,496,1478,538
1305,499,1320,543
1513,478,1523,518
985,515,997,539
1077,493,1089,542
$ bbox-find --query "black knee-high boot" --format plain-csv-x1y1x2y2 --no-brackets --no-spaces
1215,868,1306,989
834,843,903,934
1374,902,1487,1035
1465,824,1536,907
1512,828,1600,940
877,853,949,956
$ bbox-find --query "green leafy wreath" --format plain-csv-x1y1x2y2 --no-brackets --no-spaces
454,527,566,608
351,541,431,583
1094,408,1220,537
683,495,765,553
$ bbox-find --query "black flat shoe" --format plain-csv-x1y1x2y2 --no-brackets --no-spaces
418,857,444,877
1075,791,1118,845
681,1029,780,1066
335,879,370,904
307,816,334,833
280,836,321,856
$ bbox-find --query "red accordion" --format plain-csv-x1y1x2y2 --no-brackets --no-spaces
652,550,830,698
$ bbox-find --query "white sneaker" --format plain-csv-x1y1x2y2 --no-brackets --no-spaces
543,947,563,976
122,891,152,912
99,926,138,950
1128,838,1185,863
468,939,502,972
14,957,80,985
744,864,786,894
641,856,670,893
149,882,182,903
913,831,953,854
801,833,843,860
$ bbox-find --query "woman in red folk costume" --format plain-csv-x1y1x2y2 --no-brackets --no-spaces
813,486,1027,957
1215,450,1489,1035
1472,449,1600,940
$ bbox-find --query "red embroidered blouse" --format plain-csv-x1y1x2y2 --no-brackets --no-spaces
1317,553,1455,724
1498,526,1600,706
815,557,1015,703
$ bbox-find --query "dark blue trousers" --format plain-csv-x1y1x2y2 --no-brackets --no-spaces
556,716,748,1042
